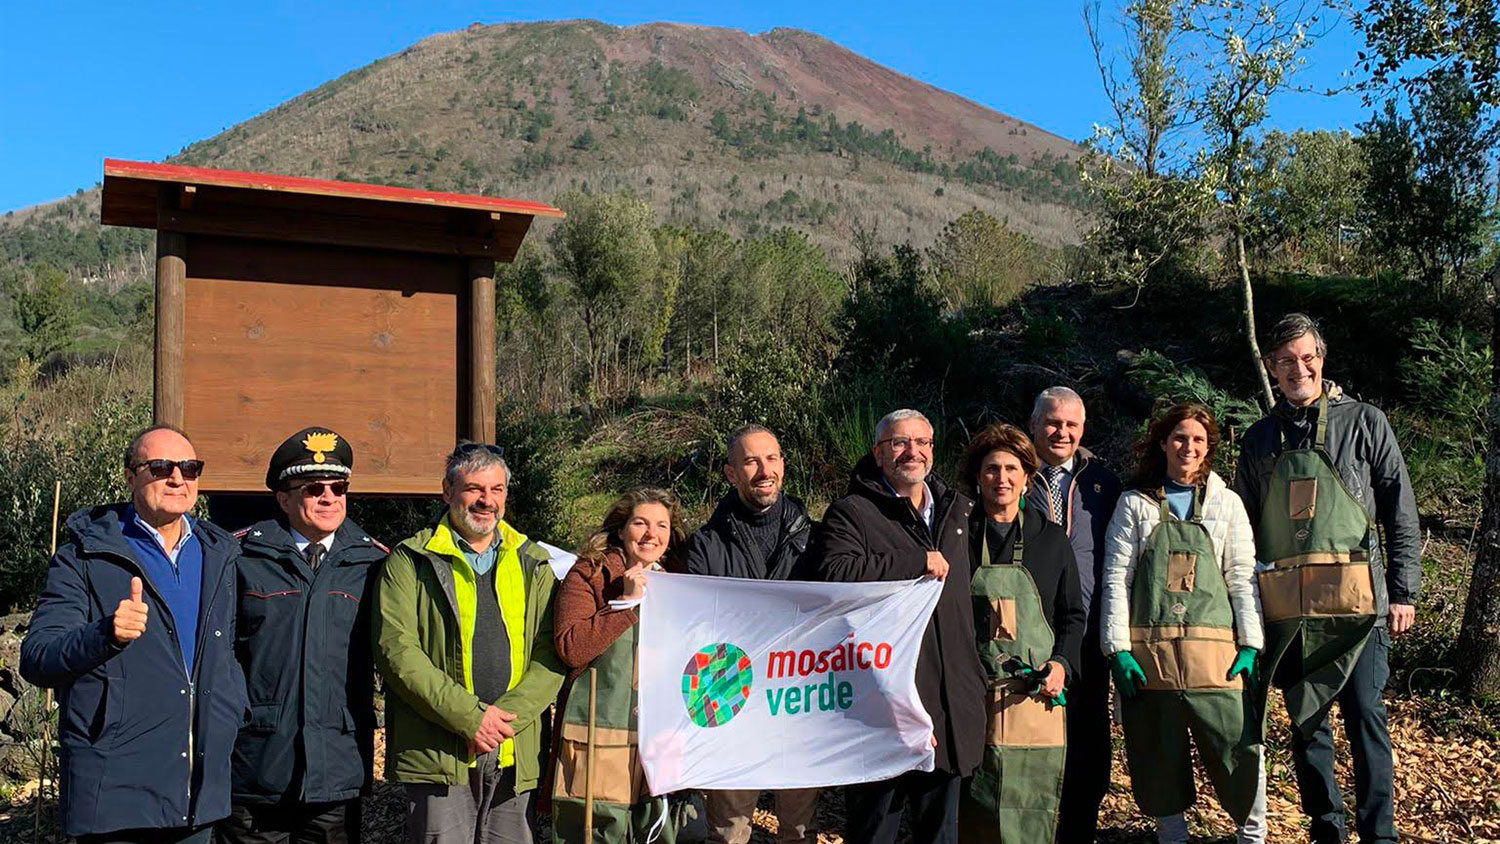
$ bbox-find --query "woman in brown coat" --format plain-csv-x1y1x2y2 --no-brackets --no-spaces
549,487,686,844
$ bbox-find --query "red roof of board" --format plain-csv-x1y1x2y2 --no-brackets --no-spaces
102,158,565,218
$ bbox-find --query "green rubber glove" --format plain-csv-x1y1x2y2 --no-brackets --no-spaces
1227,646,1258,683
1110,652,1146,699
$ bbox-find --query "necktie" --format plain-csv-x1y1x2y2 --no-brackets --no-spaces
306,542,325,571
1042,464,1067,526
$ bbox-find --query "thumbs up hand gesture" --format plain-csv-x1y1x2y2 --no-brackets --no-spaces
113,577,149,645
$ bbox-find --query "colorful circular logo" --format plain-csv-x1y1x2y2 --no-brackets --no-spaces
681,643,754,728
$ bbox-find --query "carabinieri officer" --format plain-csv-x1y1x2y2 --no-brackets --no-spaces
221,428,388,844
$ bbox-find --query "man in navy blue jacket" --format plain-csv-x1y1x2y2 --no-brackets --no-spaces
21,424,247,844
1026,387,1122,843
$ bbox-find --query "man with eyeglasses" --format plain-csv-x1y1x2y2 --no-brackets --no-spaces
218,428,388,844
1235,313,1419,844
372,442,567,844
22,424,246,844
806,409,985,844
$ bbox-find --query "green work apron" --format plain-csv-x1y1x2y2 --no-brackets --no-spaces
959,508,1067,844
552,618,674,844
1120,488,1260,824
1254,392,1379,734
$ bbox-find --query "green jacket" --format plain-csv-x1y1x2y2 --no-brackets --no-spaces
371,517,566,790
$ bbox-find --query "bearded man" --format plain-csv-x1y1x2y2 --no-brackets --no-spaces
371,443,567,844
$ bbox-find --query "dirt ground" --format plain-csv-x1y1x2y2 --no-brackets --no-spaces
1,692,1491,844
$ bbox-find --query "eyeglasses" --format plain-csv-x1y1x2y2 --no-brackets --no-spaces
450,442,505,459
295,481,349,498
876,437,935,451
130,459,205,480
1268,352,1321,371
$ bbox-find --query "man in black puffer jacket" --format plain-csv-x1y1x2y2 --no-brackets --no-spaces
683,424,816,844
220,428,388,844
805,409,986,844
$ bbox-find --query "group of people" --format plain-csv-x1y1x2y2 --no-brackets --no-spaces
19,310,1418,844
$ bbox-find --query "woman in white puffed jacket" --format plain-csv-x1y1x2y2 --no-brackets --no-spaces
1100,403,1266,844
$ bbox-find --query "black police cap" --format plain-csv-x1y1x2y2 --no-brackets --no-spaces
266,427,353,491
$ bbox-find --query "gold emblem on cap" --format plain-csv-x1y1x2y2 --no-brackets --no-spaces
303,431,339,464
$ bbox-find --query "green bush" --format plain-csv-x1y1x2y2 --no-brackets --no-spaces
715,334,826,452
1399,318,1491,455
0,395,147,610
1391,318,1492,522
1125,349,1260,477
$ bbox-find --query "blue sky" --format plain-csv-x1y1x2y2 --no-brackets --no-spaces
0,1,1373,213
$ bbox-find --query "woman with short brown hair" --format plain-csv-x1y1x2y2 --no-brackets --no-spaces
956,423,1084,843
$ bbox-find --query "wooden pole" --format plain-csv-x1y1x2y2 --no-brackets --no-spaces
34,480,61,843
584,667,597,842
154,225,187,428
468,258,497,444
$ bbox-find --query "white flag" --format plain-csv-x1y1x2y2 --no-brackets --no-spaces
638,572,943,794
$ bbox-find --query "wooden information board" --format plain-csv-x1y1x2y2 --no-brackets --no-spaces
100,159,563,495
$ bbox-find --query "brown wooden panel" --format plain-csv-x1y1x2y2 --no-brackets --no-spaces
158,200,508,259
181,238,468,494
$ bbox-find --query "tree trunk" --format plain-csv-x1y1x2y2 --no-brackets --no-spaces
1237,230,1275,409
1458,267,1500,695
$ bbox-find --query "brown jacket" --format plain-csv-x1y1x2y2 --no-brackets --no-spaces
554,550,638,679
541,550,639,811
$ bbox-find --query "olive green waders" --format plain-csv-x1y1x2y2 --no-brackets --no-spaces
1254,392,1379,735
959,509,1066,844
1121,489,1260,824
553,622,675,844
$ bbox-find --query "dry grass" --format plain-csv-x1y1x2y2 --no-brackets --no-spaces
0,689,1487,844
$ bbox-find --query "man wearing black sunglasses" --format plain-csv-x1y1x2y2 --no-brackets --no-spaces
221,427,388,844
22,424,246,844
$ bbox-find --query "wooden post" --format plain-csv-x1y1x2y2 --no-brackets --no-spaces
154,229,186,428
468,258,496,443
584,667,597,841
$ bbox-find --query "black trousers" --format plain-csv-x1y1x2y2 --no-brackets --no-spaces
844,769,961,844
1056,638,1111,843
79,826,214,844
216,800,361,844
1278,627,1396,844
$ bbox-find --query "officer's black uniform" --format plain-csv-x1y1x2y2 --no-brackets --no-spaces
220,429,386,844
